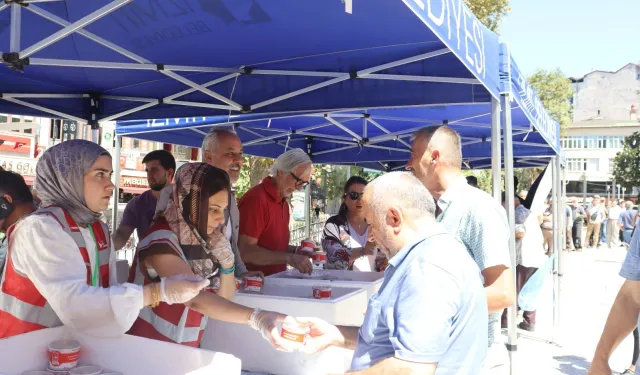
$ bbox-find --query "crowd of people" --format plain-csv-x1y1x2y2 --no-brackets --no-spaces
0,124,594,374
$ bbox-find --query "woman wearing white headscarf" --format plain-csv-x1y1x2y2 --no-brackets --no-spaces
0,140,209,339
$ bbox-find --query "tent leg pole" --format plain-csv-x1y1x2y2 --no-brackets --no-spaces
111,135,122,237
491,97,502,201
552,156,562,346
501,92,517,375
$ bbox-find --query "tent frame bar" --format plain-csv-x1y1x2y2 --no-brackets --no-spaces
9,3,20,52
20,0,131,59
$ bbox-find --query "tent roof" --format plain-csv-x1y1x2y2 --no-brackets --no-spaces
116,101,558,169
0,0,500,123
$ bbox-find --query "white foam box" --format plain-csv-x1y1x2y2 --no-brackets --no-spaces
0,326,241,375
266,269,384,300
201,283,367,375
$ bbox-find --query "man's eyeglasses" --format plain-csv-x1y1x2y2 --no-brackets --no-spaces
290,172,309,189
346,192,364,200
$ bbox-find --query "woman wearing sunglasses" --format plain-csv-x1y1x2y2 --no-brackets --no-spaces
321,176,382,271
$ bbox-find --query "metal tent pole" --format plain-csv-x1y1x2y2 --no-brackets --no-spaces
111,135,122,233
304,183,312,240
551,156,560,344
490,97,501,201
501,92,518,375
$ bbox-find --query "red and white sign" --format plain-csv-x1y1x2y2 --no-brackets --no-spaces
0,133,32,155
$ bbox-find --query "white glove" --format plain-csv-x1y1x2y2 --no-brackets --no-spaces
205,226,235,268
160,274,210,305
248,308,291,351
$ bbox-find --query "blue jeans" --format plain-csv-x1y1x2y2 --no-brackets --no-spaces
600,220,607,244
624,229,634,244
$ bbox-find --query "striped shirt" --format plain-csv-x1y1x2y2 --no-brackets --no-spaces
436,176,511,347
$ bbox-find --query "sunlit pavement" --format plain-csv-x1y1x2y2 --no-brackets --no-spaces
509,245,632,375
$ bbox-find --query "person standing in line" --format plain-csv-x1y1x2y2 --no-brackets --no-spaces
571,199,587,251
601,198,609,247
586,197,606,248
321,176,378,271
619,201,639,245
406,125,515,374
566,201,575,251
200,128,263,281
0,171,38,271
500,193,546,332
298,172,488,375
237,149,315,276
113,150,176,250
606,199,623,248
588,227,640,375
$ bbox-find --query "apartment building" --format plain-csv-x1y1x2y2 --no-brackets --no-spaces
563,63,640,200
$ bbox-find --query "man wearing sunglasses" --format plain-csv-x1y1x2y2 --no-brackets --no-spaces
238,149,315,276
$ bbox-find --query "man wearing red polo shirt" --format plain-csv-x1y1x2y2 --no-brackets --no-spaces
238,149,314,276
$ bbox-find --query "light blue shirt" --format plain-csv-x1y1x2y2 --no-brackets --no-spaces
619,227,640,375
436,176,511,346
350,225,488,374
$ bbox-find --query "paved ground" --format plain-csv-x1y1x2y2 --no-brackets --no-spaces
510,244,633,375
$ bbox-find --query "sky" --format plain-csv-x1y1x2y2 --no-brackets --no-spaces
499,0,640,78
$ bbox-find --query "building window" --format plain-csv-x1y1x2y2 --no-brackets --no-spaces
609,159,616,173
133,139,139,149
11,117,20,123
567,158,587,172
586,159,599,172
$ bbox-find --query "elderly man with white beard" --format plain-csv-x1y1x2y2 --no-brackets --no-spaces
296,172,488,375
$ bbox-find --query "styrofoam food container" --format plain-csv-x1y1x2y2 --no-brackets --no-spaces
48,339,81,371
68,365,102,375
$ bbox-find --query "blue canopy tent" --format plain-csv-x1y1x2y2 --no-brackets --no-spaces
0,0,501,133
0,0,559,371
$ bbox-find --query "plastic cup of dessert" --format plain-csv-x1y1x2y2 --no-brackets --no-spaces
280,321,309,347
68,365,102,375
312,285,332,299
48,339,81,371
244,276,264,293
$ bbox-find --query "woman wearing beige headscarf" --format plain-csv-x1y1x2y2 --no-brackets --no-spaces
127,162,291,349
0,140,209,339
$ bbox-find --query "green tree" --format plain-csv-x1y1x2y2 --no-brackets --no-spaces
528,69,574,133
235,156,274,198
465,0,511,32
612,132,640,194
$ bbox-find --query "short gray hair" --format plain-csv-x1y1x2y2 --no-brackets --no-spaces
201,127,238,153
270,148,312,175
367,171,436,225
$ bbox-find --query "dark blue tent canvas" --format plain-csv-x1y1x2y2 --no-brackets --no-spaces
0,0,500,124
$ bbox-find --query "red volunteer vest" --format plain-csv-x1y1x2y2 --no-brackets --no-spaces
126,219,207,347
0,206,111,339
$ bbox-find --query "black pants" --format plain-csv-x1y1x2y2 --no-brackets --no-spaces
633,328,639,366
572,221,583,249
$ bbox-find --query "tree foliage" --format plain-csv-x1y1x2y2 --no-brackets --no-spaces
465,0,511,32
235,156,274,198
528,69,574,132
612,132,640,194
